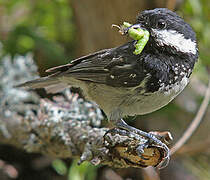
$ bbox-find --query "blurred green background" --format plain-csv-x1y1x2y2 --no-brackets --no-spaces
0,0,209,180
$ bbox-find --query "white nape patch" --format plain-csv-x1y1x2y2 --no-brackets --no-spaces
152,29,197,54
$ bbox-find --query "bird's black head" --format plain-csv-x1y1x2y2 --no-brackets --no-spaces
134,8,198,58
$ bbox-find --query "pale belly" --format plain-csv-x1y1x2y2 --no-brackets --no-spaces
60,76,189,120
120,91,175,116
83,76,189,120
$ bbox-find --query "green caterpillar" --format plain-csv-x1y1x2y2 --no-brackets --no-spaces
123,22,150,55
113,22,150,55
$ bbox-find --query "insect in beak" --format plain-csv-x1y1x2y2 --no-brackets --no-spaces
112,22,149,55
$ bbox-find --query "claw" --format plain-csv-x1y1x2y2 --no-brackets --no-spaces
145,132,170,169
157,151,170,169
156,142,170,169
114,119,171,169
136,143,147,155
150,131,173,145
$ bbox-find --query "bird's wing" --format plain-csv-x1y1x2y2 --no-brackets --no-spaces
18,41,147,92
17,49,110,90
46,48,111,84
47,41,146,87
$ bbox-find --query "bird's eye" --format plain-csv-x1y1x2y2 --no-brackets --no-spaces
156,20,166,29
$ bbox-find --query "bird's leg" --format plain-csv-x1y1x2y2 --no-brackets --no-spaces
114,119,170,168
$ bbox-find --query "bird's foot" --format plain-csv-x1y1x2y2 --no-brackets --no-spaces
113,119,172,169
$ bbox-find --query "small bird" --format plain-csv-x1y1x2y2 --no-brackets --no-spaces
18,8,198,165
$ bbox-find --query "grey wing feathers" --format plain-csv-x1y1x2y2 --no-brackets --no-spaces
46,49,109,73
45,48,112,84
17,48,112,93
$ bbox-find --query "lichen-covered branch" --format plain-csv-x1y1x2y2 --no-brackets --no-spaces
0,54,168,168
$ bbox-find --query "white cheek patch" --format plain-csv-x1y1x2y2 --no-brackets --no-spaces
152,29,197,55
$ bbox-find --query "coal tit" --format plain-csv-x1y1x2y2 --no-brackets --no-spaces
18,8,198,166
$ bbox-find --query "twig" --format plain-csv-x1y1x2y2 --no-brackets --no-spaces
175,139,210,156
170,77,210,155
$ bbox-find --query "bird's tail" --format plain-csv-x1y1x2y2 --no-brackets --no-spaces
16,76,69,93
